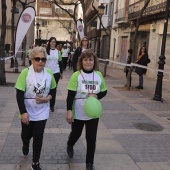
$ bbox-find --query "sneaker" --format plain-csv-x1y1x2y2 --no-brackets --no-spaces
136,86,143,89
86,163,96,170
31,162,42,170
135,86,140,88
50,107,54,112
67,145,74,158
22,145,29,156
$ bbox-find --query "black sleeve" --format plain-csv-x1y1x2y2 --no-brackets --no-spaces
72,48,81,72
48,88,56,101
97,90,107,100
16,89,27,114
67,90,76,110
59,61,63,73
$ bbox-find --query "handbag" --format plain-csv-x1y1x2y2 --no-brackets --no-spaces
123,67,127,73
135,66,143,75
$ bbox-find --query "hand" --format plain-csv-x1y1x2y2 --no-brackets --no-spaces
21,113,29,125
66,110,74,124
88,93,98,99
60,73,63,79
35,95,50,104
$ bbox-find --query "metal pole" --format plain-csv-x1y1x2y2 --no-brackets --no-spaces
97,16,101,58
153,0,170,101
11,0,18,72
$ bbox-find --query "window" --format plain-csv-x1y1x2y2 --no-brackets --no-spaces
42,20,48,27
105,5,108,15
39,8,52,15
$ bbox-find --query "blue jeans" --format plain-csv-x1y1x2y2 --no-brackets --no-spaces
139,74,143,87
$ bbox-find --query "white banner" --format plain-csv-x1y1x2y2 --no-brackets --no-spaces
77,19,84,39
15,7,35,57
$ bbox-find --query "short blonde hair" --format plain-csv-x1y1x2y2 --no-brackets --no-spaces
77,49,99,71
29,46,46,60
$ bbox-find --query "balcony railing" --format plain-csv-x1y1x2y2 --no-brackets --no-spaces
128,0,166,20
115,8,126,23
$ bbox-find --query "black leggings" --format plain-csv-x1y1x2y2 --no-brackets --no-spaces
50,73,61,108
62,57,68,70
21,120,47,162
67,118,99,164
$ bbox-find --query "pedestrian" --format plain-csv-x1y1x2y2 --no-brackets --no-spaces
68,52,72,69
124,49,132,87
66,49,107,170
45,37,63,112
62,44,70,70
26,45,33,66
72,36,89,72
135,46,150,89
15,46,56,170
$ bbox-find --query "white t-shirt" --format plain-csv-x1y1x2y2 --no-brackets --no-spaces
45,49,62,74
62,48,69,57
15,68,56,121
67,70,107,120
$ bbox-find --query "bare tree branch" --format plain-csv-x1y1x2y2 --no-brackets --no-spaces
18,0,35,6
46,0,79,22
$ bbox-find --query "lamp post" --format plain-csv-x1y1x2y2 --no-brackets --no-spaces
97,3,105,58
39,29,41,46
11,0,19,72
36,22,40,45
153,0,170,101
72,30,76,48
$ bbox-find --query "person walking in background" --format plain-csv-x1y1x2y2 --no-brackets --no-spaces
62,44,70,70
66,49,107,170
135,46,150,89
68,50,73,69
15,47,56,170
45,37,63,112
124,49,132,87
26,45,33,66
72,36,89,72
56,44,62,52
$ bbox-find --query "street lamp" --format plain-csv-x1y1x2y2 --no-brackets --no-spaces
11,0,19,72
39,29,41,45
153,0,170,101
97,3,105,58
36,22,42,46
71,30,76,48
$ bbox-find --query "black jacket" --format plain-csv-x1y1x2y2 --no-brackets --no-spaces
72,47,82,72
136,54,150,74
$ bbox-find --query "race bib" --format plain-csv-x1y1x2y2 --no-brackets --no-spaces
81,84,99,94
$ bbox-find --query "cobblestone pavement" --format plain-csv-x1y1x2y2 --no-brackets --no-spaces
0,58,170,170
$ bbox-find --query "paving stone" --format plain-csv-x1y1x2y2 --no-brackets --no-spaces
114,134,170,162
101,112,158,129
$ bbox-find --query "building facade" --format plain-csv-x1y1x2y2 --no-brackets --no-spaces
109,0,170,80
36,0,78,47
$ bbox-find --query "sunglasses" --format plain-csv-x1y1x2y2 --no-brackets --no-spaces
82,39,88,42
34,57,47,62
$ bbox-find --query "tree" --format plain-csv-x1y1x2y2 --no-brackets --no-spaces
46,0,87,36
0,0,7,85
131,0,150,62
126,0,150,90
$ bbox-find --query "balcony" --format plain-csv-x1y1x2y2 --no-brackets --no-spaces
115,8,127,23
128,0,166,20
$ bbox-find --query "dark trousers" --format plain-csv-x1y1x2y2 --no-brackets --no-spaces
68,59,72,69
126,69,132,86
62,57,68,70
21,120,47,163
67,118,99,164
50,73,61,108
